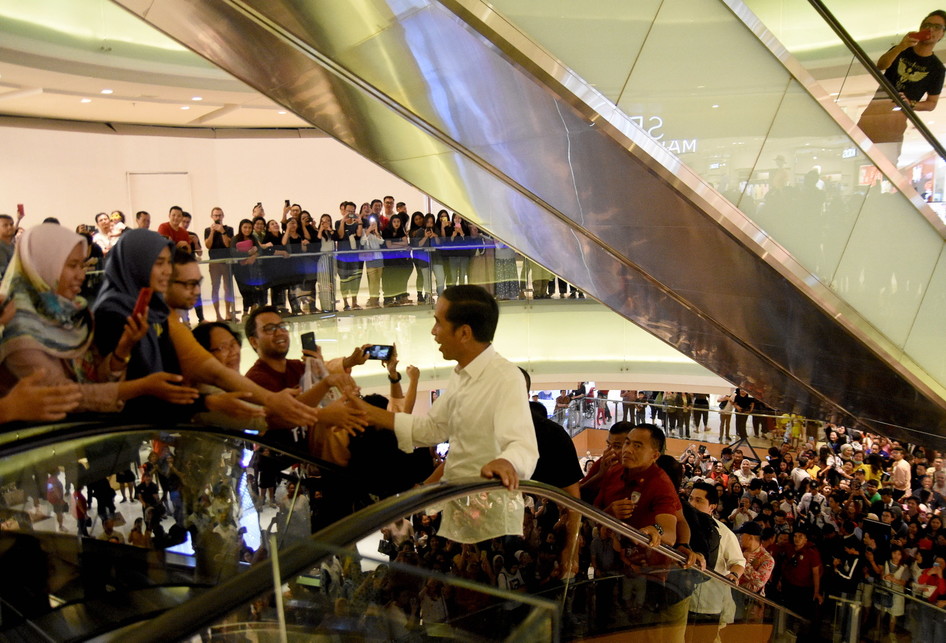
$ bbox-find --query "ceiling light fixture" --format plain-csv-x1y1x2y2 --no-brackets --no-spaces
80,98,92,103
277,110,287,114
181,106,190,110
101,89,113,95
711,104,719,109
191,96,202,101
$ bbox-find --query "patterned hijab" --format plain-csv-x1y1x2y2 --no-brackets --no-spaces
0,224,93,365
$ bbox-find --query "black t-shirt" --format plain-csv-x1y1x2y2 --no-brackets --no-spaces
136,481,160,507
882,47,946,102
204,225,234,258
529,402,583,490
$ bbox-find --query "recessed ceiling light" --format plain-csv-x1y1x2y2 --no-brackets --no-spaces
100,89,113,95
191,96,202,101
181,106,190,110
711,104,719,108
277,110,287,114
80,98,92,103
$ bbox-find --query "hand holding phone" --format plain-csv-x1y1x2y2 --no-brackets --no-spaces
132,287,153,319
301,332,318,352
363,344,394,360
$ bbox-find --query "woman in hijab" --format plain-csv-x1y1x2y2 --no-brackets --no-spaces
0,224,174,413
92,229,200,416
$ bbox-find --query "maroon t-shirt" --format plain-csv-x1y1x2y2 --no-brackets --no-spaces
246,358,307,436
594,463,682,530
778,543,823,588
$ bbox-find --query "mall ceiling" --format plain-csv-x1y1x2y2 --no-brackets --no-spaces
0,0,942,141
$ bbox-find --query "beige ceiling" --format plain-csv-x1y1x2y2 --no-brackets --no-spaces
0,0,942,146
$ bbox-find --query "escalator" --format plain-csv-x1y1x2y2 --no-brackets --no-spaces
108,0,946,444
0,422,807,641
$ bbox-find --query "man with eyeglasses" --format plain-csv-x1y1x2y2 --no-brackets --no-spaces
859,11,946,162
163,250,321,428
244,305,369,447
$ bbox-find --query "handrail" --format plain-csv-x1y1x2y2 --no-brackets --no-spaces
805,0,946,163
119,477,807,642
0,419,344,477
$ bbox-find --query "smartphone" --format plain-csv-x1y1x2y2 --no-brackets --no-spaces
132,287,153,318
16,204,24,218
301,332,318,352
364,344,394,360
881,471,891,482
698,445,707,454
285,199,290,207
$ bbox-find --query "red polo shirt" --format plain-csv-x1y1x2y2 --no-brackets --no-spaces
593,463,681,530
157,222,191,246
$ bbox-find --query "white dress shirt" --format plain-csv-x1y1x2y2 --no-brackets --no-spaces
691,517,746,616
394,344,538,543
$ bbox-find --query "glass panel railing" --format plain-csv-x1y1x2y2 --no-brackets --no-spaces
0,424,368,640
829,573,946,642
117,479,807,642
202,541,556,642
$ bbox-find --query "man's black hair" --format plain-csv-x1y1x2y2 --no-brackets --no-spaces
363,393,389,410
244,305,283,340
370,199,382,208
135,210,149,221
169,205,183,214
0,214,12,223
441,285,499,343
691,481,719,506
609,421,634,435
632,422,666,454
42,217,60,224
172,248,197,266
518,366,531,392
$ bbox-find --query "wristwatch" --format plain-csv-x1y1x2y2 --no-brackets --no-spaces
651,523,664,537
388,373,402,383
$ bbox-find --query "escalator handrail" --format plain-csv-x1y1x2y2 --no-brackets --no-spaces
120,477,807,642
805,0,946,163
0,419,344,477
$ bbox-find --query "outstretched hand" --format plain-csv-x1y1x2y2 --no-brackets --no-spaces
1,369,81,421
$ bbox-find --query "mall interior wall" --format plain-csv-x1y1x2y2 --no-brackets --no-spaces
0,120,429,229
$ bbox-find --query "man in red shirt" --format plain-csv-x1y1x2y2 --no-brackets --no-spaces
593,423,679,546
775,529,823,624
157,205,193,251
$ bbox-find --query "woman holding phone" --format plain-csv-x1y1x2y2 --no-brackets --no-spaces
92,229,201,418
0,224,190,414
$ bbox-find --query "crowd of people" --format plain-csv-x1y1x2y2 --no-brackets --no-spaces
54,199,583,322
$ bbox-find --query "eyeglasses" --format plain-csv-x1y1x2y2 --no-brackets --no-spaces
172,279,203,290
260,322,290,334
210,340,241,354
921,22,946,31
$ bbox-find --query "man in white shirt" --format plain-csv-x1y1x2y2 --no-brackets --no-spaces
359,285,538,542
791,457,811,488
689,482,746,641
890,447,911,501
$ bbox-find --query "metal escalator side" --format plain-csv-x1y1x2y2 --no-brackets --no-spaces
118,478,808,642
108,0,946,442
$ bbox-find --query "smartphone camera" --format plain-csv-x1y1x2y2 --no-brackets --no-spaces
364,344,394,360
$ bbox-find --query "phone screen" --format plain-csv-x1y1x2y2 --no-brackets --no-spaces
301,332,318,352
364,344,394,360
